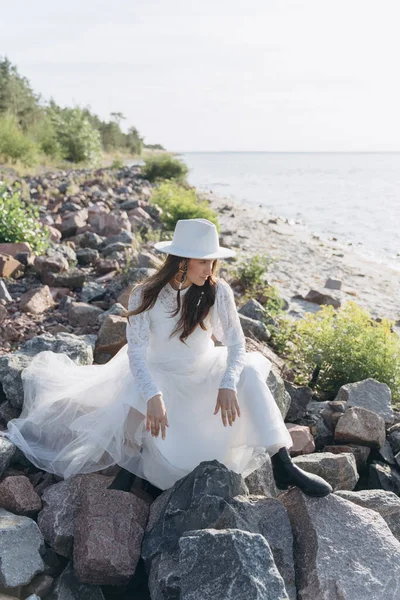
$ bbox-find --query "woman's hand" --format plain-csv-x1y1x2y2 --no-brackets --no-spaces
146,394,169,440
214,388,241,427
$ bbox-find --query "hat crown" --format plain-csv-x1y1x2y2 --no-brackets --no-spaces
173,219,219,255
153,218,236,259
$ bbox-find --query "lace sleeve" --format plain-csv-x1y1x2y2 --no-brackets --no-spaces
126,285,163,404
211,279,246,392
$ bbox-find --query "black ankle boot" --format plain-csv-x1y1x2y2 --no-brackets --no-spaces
271,447,332,497
107,467,136,492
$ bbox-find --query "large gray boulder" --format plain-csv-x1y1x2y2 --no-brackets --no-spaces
0,508,46,589
334,378,394,426
0,333,95,408
244,453,279,497
178,528,289,600
334,406,386,448
282,488,400,600
267,368,291,419
335,489,400,542
293,451,359,491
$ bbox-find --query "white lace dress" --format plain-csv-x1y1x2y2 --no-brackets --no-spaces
2,278,292,490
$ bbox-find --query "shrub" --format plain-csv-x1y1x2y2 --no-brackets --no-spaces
150,181,219,231
49,107,103,165
271,301,400,402
235,254,274,289
0,114,39,166
141,153,188,182
0,183,51,254
111,155,124,169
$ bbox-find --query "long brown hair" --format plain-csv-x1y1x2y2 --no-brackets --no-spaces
126,254,219,344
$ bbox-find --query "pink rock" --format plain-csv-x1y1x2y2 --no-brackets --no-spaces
95,315,127,357
73,486,150,585
335,406,386,448
0,475,42,516
34,254,69,275
0,242,31,258
286,423,315,456
0,253,23,278
20,285,55,315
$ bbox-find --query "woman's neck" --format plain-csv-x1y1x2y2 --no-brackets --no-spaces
169,278,192,291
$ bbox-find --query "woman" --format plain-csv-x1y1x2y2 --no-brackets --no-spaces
1,218,331,497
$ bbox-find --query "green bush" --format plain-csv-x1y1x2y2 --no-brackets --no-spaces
0,183,51,254
271,301,400,403
236,253,274,289
0,114,39,166
49,106,103,165
141,153,188,182
27,114,62,158
150,181,219,231
111,155,124,169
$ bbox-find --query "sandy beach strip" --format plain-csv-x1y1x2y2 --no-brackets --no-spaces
204,191,400,324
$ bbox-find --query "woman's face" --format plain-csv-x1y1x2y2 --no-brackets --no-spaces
183,258,215,287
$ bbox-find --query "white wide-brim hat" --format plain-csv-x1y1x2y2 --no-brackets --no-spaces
153,218,236,259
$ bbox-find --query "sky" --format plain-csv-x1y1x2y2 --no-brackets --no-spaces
1,0,399,152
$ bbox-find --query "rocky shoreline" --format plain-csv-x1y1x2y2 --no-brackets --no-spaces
1,165,400,599
204,190,400,324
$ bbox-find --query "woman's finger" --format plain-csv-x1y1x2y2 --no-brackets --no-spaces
235,398,241,418
146,415,152,432
161,420,167,440
214,399,220,415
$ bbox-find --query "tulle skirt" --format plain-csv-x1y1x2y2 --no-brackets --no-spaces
2,344,292,490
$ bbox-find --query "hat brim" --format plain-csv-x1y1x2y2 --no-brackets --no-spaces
153,241,236,259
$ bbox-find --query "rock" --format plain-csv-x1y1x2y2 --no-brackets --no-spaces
33,254,69,276
142,460,248,567
0,333,94,408
0,476,42,516
284,382,313,422
68,302,104,327
37,474,111,558
296,400,334,449
0,353,31,409
245,337,295,382
73,486,149,585
58,209,88,237
293,451,359,491
41,269,86,289
0,304,8,323
21,573,54,599
335,489,400,542
368,461,400,495
95,315,126,358
238,298,266,321
0,437,16,477
80,281,107,303
46,562,105,600
388,428,400,455
137,251,164,269
244,453,279,497
96,303,126,325
267,368,292,420
239,313,271,342
19,332,95,365
102,241,134,257
95,258,119,275
0,401,20,425
19,285,55,315
0,280,12,302
89,209,131,236
378,439,397,465
282,488,400,600
286,423,315,456
74,231,105,249
323,444,371,471
217,495,296,599
334,378,394,426
304,289,341,308
178,529,289,600
0,253,23,278
0,242,31,258
324,277,342,290
0,508,46,589
334,406,386,448
76,247,99,266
